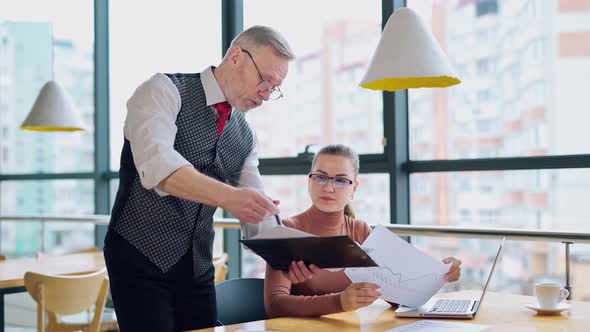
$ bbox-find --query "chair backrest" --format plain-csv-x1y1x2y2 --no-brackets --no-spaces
71,247,101,254
24,268,109,332
37,246,100,260
215,278,267,325
213,253,229,284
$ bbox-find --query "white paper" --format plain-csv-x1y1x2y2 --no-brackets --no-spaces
345,225,450,307
386,320,489,332
250,225,317,240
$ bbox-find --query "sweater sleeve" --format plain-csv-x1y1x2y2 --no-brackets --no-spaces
263,264,344,318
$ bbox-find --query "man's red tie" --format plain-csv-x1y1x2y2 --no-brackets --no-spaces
215,102,232,136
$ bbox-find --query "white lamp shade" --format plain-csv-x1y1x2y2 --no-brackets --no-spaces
20,80,85,132
360,7,461,91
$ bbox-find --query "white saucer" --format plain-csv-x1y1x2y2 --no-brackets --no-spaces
525,302,570,315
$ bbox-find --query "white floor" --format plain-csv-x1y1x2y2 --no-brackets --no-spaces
4,293,36,328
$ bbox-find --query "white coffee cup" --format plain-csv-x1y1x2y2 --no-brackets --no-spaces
535,283,569,309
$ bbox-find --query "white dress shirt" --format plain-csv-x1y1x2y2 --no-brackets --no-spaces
124,67,275,238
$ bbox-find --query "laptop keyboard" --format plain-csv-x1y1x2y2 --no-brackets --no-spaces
429,299,471,313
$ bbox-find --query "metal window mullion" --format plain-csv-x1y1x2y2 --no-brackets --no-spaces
405,154,590,173
94,0,111,248
382,0,410,226
258,154,390,175
221,0,243,279
0,173,95,181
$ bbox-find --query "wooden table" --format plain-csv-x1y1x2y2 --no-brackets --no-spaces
0,252,105,332
193,291,590,331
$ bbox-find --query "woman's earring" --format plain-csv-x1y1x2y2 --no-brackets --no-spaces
350,194,354,200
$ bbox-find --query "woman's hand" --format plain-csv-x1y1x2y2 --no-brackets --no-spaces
282,261,321,284
442,257,462,282
339,282,381,312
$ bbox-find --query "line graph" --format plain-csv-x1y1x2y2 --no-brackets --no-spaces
351,266,443,293
347,225,450,307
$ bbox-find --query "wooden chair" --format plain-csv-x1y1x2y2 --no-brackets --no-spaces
24,268,109,332
71,247,100,254
213,253,229,284
33,248,118,331
36,247,100,260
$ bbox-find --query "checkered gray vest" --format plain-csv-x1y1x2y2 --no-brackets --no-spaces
109,72,254,277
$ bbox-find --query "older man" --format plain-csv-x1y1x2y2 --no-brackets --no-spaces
105,26,294,331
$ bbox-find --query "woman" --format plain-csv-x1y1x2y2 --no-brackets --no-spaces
264,144,461,318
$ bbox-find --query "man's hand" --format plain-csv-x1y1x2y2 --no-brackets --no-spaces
340,282,381,312
223,188,279,224
442,257,462,282
282,261,321,284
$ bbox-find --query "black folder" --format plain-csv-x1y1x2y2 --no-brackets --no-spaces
240,236,378,271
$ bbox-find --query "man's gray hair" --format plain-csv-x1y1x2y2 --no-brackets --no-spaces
229,25,295,60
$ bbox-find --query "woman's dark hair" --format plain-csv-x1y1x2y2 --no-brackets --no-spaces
311,144,359,218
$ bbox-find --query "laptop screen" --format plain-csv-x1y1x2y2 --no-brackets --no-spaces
477,237,505,305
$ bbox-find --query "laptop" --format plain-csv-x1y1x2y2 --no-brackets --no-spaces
395,237,505,319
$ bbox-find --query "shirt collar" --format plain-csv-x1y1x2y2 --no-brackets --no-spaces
200,66,226,107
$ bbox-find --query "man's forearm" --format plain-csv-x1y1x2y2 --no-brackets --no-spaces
158,165,233,208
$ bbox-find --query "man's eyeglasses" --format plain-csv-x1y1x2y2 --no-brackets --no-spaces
242,49,283,100
308,173,354,189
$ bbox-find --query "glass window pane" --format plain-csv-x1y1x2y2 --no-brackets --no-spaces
413,237,590,301
411,168,590,300
410,169,590,231
0,180,94,257
242,173,390,278
244,0,384,158
109,1,222,170
0,1,95,173
407,0,590,160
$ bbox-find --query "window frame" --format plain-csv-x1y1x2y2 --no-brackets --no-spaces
1,0,589,277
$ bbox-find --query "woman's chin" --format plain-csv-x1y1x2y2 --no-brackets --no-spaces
313,202,343,213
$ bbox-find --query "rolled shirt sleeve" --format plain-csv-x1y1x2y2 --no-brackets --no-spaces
123,73,191,196
232,128,277,239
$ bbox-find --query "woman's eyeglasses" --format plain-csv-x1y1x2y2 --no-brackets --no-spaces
308,173,354,189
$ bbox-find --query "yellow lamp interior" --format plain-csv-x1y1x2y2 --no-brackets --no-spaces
20,126,84,132
361,76,462,91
